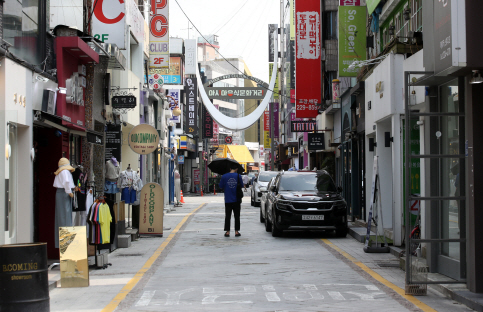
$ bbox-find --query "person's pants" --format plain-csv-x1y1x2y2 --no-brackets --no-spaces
224,202,241,232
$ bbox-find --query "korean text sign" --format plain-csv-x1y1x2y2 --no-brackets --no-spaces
295,0,321,118
185,78,198,135
338,6,367,77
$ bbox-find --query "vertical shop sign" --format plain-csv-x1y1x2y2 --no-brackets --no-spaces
105,124,122,162
340,0,361,5
268,24,278,62
263,110,271,149
185,77,198,135
139,183,164,235
203,104,213,139
168,89,180,124
92,0,127,49
295,0,321,118
338,6,367,77
185,39,197,75
270,103,280,139
149,0,169,68
269,63,280,99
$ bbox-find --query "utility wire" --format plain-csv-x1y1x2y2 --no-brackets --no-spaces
174,0,301,111
210,0,250,35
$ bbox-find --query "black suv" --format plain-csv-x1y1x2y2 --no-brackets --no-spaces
265,170,348,237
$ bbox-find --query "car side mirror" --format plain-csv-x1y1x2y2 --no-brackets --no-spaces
337,186,343,193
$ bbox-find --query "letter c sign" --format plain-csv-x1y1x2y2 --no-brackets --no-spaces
94,0,125,24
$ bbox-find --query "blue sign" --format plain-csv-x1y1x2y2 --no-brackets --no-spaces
178,155,185,164
161,75,181,84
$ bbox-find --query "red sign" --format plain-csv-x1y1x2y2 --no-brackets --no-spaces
290,89,295,104
295,0,321,119
339,0,361,5
264,110,270,131
225,136,233,144
194,169,200,185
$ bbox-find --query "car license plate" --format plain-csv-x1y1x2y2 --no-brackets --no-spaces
302,215,324,220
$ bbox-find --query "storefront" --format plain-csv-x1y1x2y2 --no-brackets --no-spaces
34,33,99,259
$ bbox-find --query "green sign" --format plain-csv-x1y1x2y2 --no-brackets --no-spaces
269,63,280,99
338,6,367,77
367,0,382,15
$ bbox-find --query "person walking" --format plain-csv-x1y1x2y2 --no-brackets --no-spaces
219,164,243,237
242,174,249,192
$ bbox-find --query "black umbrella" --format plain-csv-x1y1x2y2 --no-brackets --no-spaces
208,158,245,175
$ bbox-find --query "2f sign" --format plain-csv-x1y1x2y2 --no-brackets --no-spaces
92,0,126,49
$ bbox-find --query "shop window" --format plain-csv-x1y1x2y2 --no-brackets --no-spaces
69,135,81,167
323,11,337,41
3,0,47,66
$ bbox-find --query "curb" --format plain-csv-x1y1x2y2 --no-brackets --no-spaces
348,226,483,312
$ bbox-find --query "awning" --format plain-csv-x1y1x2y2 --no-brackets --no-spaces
226,145,255,164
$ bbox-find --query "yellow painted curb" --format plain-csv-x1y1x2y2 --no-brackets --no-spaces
102,204,205,312
321,239,437,312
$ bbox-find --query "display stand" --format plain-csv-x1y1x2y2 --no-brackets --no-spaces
364,156,390,253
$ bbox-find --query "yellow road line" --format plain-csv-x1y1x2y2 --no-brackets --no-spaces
321,239,437,312
102,204,205,312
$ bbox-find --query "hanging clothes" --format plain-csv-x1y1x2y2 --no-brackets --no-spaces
120,169,141,204
87,200,112,245
99,203,112,244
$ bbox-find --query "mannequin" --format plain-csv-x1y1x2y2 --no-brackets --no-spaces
119,164,142,228
105,157,120,201
53,158,75,248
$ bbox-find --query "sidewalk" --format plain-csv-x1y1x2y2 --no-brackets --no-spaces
346,225,483,312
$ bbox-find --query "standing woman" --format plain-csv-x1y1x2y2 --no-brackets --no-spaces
219,163,243,237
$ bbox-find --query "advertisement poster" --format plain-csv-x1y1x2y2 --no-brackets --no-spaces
338,6,367,76
168,89,180,124
295,0,321,118
59,226,89,288
203,104,213,139
139,183,164,235
268,63,280,99
105,124,122,161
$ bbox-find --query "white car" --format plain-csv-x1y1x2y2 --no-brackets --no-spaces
260,177,275,223
251,171,278,207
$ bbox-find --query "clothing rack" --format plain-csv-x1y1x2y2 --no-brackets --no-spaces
87,194,113,269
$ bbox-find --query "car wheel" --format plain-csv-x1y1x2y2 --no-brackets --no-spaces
265,211,272,232
335,227,348,238
260,207,265,223
271,216,283,237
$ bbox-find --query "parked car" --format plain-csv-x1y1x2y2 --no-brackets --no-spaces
251,171,279,207
265,170,347,237
260,177,275,223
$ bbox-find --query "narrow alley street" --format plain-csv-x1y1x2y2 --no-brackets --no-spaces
48,193,472,312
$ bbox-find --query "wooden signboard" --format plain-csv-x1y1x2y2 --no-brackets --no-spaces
139,183,164,235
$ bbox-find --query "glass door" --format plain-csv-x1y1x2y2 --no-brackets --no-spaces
436,80,465,279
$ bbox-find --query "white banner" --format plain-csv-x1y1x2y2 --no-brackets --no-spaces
185,39,197,75
92,0,126,49
149,0,169,68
